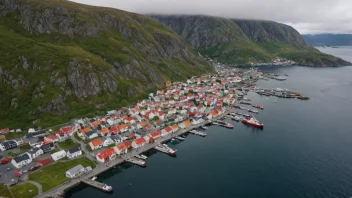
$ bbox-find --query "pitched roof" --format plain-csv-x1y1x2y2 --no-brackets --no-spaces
68,146,81,154
100,128,109,134
133,137,146,145
97,148,116,160
183,120,191,127
90,139,103,147
80,128,91,134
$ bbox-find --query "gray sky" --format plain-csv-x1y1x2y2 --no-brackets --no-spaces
72,0,352,34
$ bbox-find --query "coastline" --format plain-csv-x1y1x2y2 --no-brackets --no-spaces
34,108,234,198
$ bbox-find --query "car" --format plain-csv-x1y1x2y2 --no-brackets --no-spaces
6,167,13,171
22,170,28,173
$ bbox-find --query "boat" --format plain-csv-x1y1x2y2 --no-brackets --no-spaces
91,176,97,181
242,117,264,128
126,158,147,167
200,126,208,130
231,116,240,122
102,184,113,192
297,95,309,100
175,136,185,141
248,109,259,114
155,144,177,156
252,104,264,110
135,154,147,160
274,98,277,103
240,101,251,105
243,97,251,101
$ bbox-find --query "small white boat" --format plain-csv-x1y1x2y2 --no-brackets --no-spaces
91,176,97,181
135,154,147,160
175,136,185,141
200,126,208,130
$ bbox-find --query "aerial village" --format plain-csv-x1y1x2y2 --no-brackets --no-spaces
0,66,308,195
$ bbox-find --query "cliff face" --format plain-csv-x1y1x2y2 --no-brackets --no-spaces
233,19,308,47
0,0,213,128
152,15,351,66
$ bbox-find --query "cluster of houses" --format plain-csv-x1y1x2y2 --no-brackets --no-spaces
1,70,244,173
90,75,240,163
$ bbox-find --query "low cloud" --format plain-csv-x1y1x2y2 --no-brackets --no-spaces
72,0,352,34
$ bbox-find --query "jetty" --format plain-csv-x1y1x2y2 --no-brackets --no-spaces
82,179,112,193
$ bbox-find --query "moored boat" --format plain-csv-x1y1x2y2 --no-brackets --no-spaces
102,184,113,192
242,117,264,128
248,109,259,114
252,104,264,110
175,136,185,141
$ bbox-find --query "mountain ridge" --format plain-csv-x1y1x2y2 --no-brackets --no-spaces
151,15,351,66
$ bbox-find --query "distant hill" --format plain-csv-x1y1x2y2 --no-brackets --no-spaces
0,0,213,128
151,15,351,67
302,34,352,46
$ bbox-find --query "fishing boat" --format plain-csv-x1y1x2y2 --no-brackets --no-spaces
200,126,208,130
155,144,177,156
135,154,147,160
252,104,264,110
297,95,309,100
242,117,264,128
231,116,240,122
248,109,259,114
175,136,185,141
102,184,113,192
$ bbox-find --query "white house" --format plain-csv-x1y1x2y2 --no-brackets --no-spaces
192,118,205,125
0,140,18,151
11,153,32,168
26,147,43,159
113,141,130,155
102,137,114,147
67,147,82,159
51,150,66,161
110,135,123,145
66,164,85,178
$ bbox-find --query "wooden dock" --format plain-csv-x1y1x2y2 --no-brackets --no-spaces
82,179,105,189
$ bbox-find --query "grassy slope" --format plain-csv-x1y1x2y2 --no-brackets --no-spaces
0,185,12,198
10,182,38,198
0,0,213,129
57,139,80,150
29,157,96,192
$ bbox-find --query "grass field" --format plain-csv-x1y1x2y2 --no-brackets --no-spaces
28,157,96,192
58,139,80,150
10,182,38,198
0,184,12,198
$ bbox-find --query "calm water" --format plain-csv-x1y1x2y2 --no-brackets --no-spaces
67,49,352,198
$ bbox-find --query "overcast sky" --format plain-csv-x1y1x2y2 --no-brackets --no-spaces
72,0,352,34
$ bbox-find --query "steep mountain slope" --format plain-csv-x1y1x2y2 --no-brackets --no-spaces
302,34,352,46
152,15,350,66
0,0,213,128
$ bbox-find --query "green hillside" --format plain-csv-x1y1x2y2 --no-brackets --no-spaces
0,0,213,129
152,15,351,66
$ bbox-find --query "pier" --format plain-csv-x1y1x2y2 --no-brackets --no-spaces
82,179,112,193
